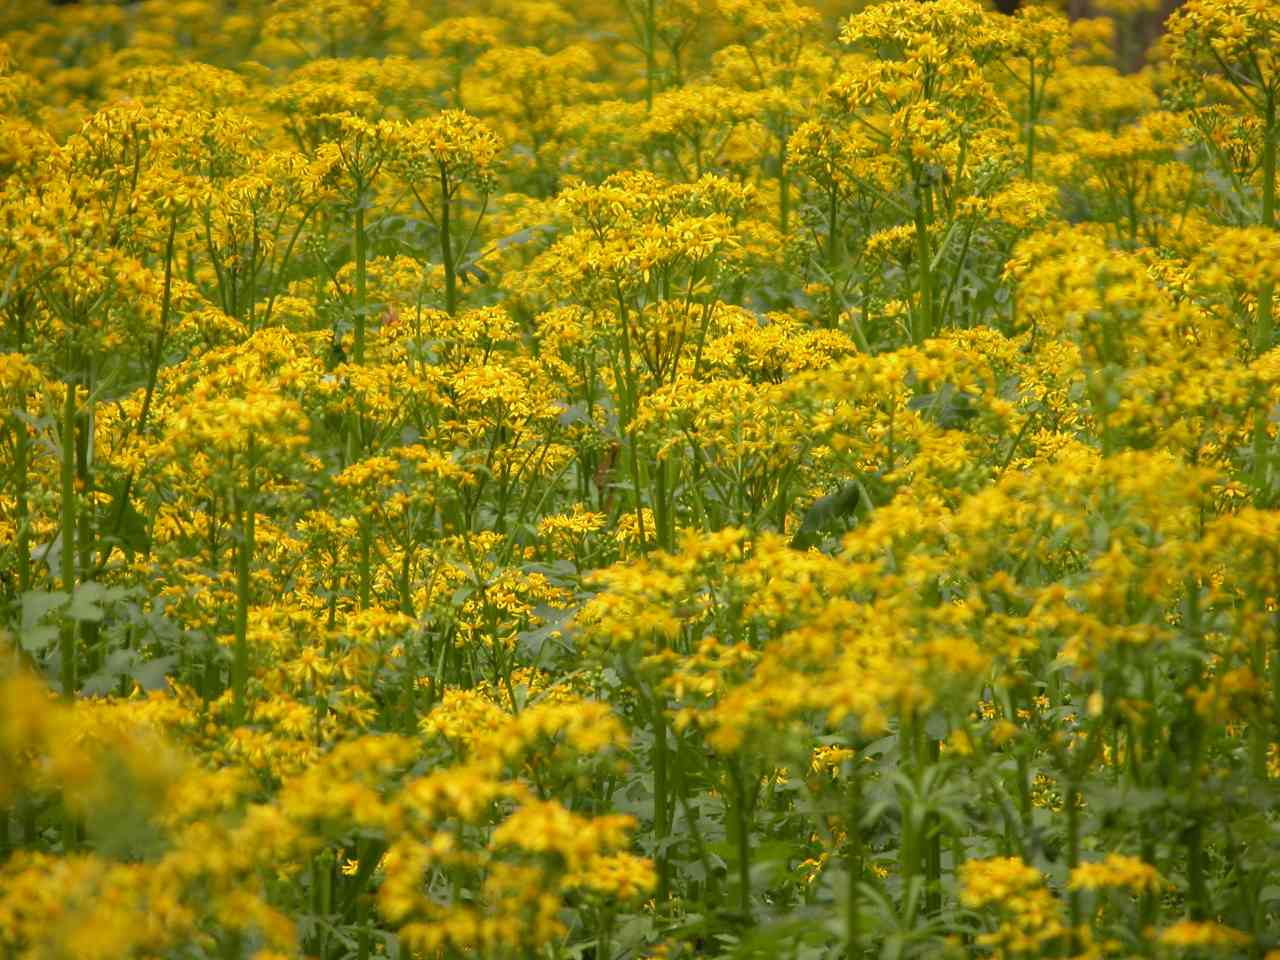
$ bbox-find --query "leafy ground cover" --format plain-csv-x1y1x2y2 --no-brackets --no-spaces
2,0,1280,957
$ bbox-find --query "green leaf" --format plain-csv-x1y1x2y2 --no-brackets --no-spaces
67,581,127,622
104,491,151,558
20,624,58,654
21,589,68,630
791,482,861,549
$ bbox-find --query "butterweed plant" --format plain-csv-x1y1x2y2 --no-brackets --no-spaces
2,1,1280,959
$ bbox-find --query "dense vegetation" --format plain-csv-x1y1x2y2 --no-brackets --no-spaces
3,0,1280,957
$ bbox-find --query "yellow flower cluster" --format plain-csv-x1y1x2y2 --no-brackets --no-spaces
3,0,1280,956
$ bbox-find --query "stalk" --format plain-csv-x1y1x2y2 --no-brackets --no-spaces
1066,780,1081,954
597,907,615,960
354,198,368,364
827,187,840,328
75,351,96,673
438,163,458,317
898,710,918,886
13,306,30,598
1255,93,1275,354
613,287,649,551
925,736,942,917
136,211,178,435
1024,61,1037,180
653,679,670,902
356,895,372,960
1252,602,1269,777
675,747,716,904
779,136,790,236
1272,579,1280,760
644,0,657,111
14,399,30,596
1186,819,1207,922
730,757,753,922
1184,711,1208,922
845,751,863,959
359,519,372,610
652,457,673,551
232,436,257,724
59,375,77,700
913,199,934,344
1140,661,1158,931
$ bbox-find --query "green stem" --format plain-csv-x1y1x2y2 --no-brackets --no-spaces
899,711,919,884
1066,780,1081,953
232,437,257,724
354,196,368,364
1256,95,1275,354
59,376,77,700
644,0,657,111
14,403,30,596
1186,819,1207,922
730,757,753,923
925,736,941,917
137,211,179,436
1025,61,1037,180
653,456,672,551
675,747,716,903
75,351,96,673
359,518,372,610
356,894,372,960
779,135,790,236
597,907,614,960
845,751,863,958
653,683,670,902
439,165,458,317
913,197,934,344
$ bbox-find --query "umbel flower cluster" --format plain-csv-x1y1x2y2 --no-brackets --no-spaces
2,0,1280,957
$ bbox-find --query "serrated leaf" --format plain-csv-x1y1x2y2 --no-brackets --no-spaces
67,581,115,622
791,482,860,549
22,589,68,630
20,624,58,654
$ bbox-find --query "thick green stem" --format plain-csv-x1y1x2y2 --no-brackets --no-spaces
730,757,752,923
675,748,716,904
652,457,673,551
597,908,615,960
14,405,30,596
778,136,790,236
1272,581,1280,761
359,519,372,610
1025,62,1037,180
439,165,458,317
1140,662,1158,931
1254,103,1274,358
75,353,96,672
925,737,942,917
614,289,649,551
354,199,368,364
913,199,934,344
1184,706,1208,922
137,212,179,436
644,0,657,111
1256,94,1275,353
232,438,257,724
1186,820,1207,921
653,682,670,902
1066,781,1081,953
11,310,31,599
59,377,77,700
1253,403,1270,505
899,714,918,887
845,752,863,958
